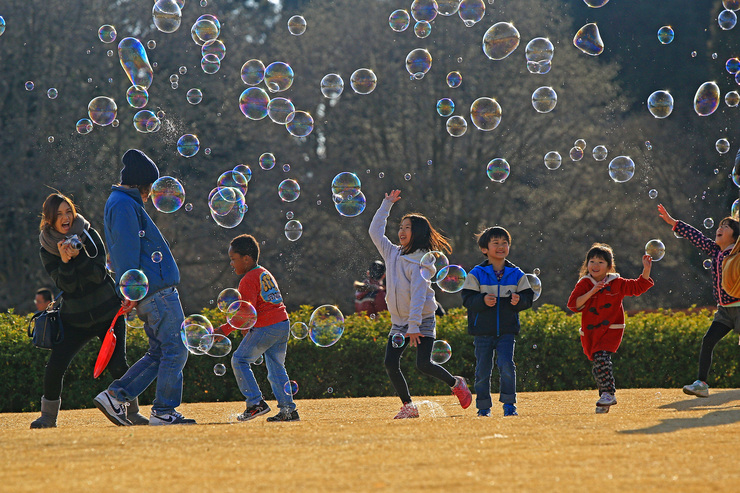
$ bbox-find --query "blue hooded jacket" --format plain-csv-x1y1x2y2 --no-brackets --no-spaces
104,186,180,299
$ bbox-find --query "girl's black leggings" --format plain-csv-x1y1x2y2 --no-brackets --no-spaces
697,322,733,382
384,335,456,404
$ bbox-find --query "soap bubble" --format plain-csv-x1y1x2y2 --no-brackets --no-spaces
241,59,265,85
118,37,153,88
201,334,232,357
177,134,200,158
217,170,248,196
648,189,658,199
286,111,314,137
202,39,226,61
119,269,149,301
727,58,740,75
703,258,712,270
482,22,520,60
233,164,252,182
437,98,455,117
570,147,584,161
725,91,740,107
420,251,449,281
391,333,405,348
264,62,294,93
209,188,247,229
151,176,185,213
411,0,438,22
574,139,587,150
25,81,34,91
719,9,737,30
239,87,270,120
267,97,296,125
446,115,467,137
431,340,452,364
191,15,220,45
213,363,226,376
291,322,309,339
704,218,715,229
608,156,635,183
98,24,117,43
147,40,156,50
284,380,299,396
405,49,432,79
694,82,720,117
46,88,58,99
88,96,117,126
47,136,55,144
724,0,740,11
309,305,345,347
645,239,665,261
285,220,303,241
132,110,156,133
125,308,144,329
180,314,213,355
716,138,731,154
350,68,377,95
260,153,276,170
186,88,203,105
278,179,301,202
226,300,258,330
470,97,502,131
436,265,468,293
459,0,486,27
573,23,604,56
320,74,344,99
437,0,462,16
151,251,163,264
152,0,182,33
645,141,653,151
332,172,361,200
647,91,673,119
126,85,148,108
733,198,740,218
288,15,307,35
544,151,562,170
76,118,93,135
526,273,542,301
486,158,510,182
404,173,412,181
389,9,411,32
446,71,462,88
531,86,557,113
335,192,366,217
414,21,432,39
657,26,674,44
200,54,221,74
217,288,241,312
592,145,608,161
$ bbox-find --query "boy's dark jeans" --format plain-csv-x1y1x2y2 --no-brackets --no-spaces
473,333,516,409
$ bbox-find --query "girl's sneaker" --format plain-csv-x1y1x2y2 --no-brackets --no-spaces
451,376,472,409
682,380,709,398
596,392,617,407
394,403,419,419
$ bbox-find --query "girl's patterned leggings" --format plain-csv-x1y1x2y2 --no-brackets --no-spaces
592,350,615,394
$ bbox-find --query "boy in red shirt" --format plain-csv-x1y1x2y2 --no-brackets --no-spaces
218,234,299,422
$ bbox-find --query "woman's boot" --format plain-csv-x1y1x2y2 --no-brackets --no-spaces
30,397,61,429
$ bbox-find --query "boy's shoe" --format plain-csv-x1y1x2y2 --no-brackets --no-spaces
683,380,709,398
477,408,491,417
393,403,419,419
595,406,610,414
596,392,617,407
149,411,196,426
503,403,518,416
237,400,271,421
266,409,301,422
451,376,473,409
93,391,132,426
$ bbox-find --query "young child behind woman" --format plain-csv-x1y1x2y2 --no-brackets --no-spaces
567,243,653,414
369,189,472,419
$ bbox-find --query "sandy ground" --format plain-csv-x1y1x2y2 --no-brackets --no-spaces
1,389,738,492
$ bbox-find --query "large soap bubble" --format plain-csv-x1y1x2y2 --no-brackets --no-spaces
321,74,344,99
226,300,258,330
291,322,309,339
126,85,149,109
716,138,731,154
470,97,502,131
201,334,232,358
309,305,345,347
119,269,149,301
405,48,433,79
278,179,301,202
177,134,200,157
350,68,377,95
431,340,452,364
411,0,438,22
287,15,307,35
437,98,455,117
331,172,361,200
98,25,117,43
482,22,520,60
458,0,485,27
531,86,557,113
180,314,213,355
437,0,462,16
694,82,720,117
241,59,265,85
608,156,635,183
657,26,674,44
191,15,220,45
446,115,468,137
209,187,247,228
647,90,673,119
719,9,738,30
526,273,542,301
592,145,608,161
420,251,449,281
217,288,241,312
239,87,270,120
118,37,153,89
285,220,303,241
389,10,411,32
335,192,366,217
436,265,468,293
152,0,182,33
201,53,222,74
645,239,665,261
286,111,314,138
151,176,185,213
486,158,510,182
264,62,294,93
267,97,296,124
88,96,117,126
217,170,248,197
544,151,562,170
573,23,604,56
132,110,157,133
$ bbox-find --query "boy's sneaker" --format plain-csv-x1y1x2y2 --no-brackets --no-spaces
683,380,709,398
595,406,610,414
266,409,300,422
237,400,271,421
394,403,419,419
451,376,473,409
149,411,196,426
503,403,518,416
477,409,491,417
93,391,132,426
596,392,617,407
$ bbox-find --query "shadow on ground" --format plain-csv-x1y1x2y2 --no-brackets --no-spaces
619,390,740,435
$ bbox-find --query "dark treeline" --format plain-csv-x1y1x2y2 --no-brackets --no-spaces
1,0,739,316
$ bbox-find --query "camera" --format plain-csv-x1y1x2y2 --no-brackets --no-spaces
63,234,83,250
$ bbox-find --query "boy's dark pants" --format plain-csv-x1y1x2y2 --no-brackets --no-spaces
474,333,516,409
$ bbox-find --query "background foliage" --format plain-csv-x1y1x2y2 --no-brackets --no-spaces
4,305,739,413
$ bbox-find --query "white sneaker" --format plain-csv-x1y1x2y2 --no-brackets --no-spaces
683,380,709,398
596,392,617,407
93,391,132,426
149,411,197,426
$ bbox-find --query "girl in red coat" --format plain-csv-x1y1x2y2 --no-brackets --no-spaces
567,243,654,414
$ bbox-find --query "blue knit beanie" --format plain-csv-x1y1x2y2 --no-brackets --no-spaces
120,149,159,186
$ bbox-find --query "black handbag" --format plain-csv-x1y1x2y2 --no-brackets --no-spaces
27,293,64,350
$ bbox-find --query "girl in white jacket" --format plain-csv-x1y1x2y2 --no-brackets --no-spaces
370,190,472,419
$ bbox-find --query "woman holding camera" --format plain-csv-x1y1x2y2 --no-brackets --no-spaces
32,193,146,428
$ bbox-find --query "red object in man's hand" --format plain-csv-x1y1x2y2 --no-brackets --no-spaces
94,307,125,378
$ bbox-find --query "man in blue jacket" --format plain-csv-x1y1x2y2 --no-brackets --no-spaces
93,149,195,426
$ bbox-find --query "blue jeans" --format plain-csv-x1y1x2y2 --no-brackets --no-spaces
474,334,516,408
231,320,295,411
108,287,188,415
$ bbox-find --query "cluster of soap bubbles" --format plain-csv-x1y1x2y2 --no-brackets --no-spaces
180,314,233,361
208,167,250,228
331,172,367,217
420,251,468,293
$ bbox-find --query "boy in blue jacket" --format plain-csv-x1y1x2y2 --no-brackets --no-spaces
461,227,534,417
93,149,194,426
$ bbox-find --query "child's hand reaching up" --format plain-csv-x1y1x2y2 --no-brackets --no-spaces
641,254,653,280
385,190,402,203
657,204,677,227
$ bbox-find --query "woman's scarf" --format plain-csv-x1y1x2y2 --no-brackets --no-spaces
39,213,91,257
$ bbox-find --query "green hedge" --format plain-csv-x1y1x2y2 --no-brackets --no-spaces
2,304,739,413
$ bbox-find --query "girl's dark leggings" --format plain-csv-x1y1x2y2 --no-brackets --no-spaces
697,322,733,382
384,335,456,404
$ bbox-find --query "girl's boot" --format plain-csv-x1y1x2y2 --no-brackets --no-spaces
30,397,61,429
